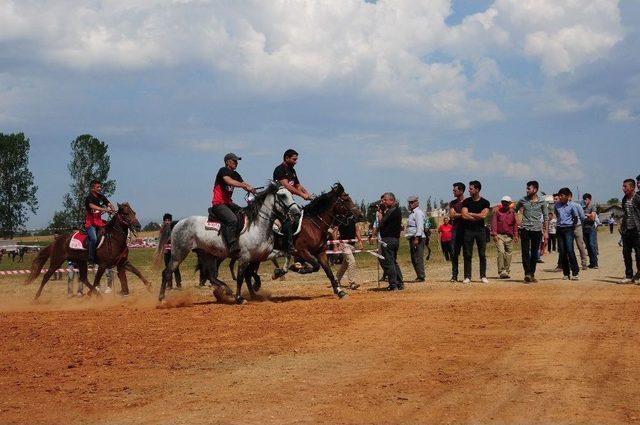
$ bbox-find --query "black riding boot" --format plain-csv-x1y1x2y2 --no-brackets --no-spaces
282,221,295,254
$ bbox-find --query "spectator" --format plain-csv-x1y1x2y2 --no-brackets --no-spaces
609,218,615,234
405,196,426,282
619,178,640,284
449,182,466,282
438,217,453,261
582,193,599,269
515,181,549,283
370,192,403,291
548,212,557,252
334,219,363,290
569,194,589,270
555,187,585,280
369,196,388,282
66,260,82,297
461,180,491,284
161,213,182,289
492,195,518,279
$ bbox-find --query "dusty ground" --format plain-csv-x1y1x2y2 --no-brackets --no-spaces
1,231,639,424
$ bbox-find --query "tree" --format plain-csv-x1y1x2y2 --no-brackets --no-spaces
143,221,161,232
53,135,116,228
0,133,38,238
606,198,619,206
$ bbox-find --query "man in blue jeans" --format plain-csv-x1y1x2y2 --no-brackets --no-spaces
582,193,599,269
84,180,116,263
555,188,586,280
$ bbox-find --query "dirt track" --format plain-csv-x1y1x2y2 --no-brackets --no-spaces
1,231,640,424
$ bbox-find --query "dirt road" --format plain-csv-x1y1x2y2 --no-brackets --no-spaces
1,231,639,424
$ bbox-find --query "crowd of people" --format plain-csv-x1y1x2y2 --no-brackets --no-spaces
354,176,640,292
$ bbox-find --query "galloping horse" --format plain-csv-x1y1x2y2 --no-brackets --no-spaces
26,202,152,299
156,182,301,304
237,183,363,299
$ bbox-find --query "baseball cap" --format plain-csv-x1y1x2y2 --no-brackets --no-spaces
501,195,512,202
224,153,242,161
407,195,419,203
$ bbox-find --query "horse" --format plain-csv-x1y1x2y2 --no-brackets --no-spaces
156,182,301,304
26,202,152,300
233,183,363,299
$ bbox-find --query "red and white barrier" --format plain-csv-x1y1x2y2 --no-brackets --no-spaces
326,249,385,260
0,268,95,276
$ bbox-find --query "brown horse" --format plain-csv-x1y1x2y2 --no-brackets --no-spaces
235,183,363,299
26,202,152,300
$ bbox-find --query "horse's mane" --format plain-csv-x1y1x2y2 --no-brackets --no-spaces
303,190,337,217
244,183,281,223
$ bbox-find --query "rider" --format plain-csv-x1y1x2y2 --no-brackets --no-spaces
84,180,116,263
210,153,256,257
273,149,314,253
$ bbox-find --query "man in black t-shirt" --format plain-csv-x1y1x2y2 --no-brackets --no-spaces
461,180,491,283
273,149,313,253
448,182,466,282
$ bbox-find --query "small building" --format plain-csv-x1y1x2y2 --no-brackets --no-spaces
598,205,624,222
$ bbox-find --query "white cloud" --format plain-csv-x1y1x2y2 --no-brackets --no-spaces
607,108,638,122
366,144,584,181
0,0,624,128
446,0,622,75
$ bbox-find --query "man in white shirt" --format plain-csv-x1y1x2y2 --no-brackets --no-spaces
406,196,426,282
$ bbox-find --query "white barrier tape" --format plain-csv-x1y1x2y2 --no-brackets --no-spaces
0,268,96,276
326,239,360,244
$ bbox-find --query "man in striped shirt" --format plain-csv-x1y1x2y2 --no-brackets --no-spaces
620,178,640,284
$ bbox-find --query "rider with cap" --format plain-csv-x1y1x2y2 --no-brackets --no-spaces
85,180,116,263
273,149,314,253
210,153,256,256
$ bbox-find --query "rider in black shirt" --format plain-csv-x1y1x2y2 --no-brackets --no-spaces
273,149,314,253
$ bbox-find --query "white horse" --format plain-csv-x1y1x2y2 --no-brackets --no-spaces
157,182,300,303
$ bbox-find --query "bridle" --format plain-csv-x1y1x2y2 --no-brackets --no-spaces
254,187,300,224
310,192,359,229
111,207,139,237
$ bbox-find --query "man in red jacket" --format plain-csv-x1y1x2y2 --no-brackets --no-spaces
491,196,518,279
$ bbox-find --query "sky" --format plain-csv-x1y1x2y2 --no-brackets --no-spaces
1,0,639,228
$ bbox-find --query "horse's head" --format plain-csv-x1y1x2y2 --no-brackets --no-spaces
116,202,142,233
274,185,302,222
331,184,363,222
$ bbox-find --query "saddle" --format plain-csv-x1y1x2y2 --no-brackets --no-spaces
69,230,105,251
205,207,247,237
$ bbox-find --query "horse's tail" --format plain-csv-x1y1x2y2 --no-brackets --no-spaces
24,244,52,284
153,224,171,269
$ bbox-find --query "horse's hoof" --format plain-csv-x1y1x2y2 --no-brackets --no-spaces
272,268,286,279
337,290,349,299
235,296,246,305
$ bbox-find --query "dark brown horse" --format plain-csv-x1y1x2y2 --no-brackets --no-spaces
236,183,363,299
26,202,152,300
